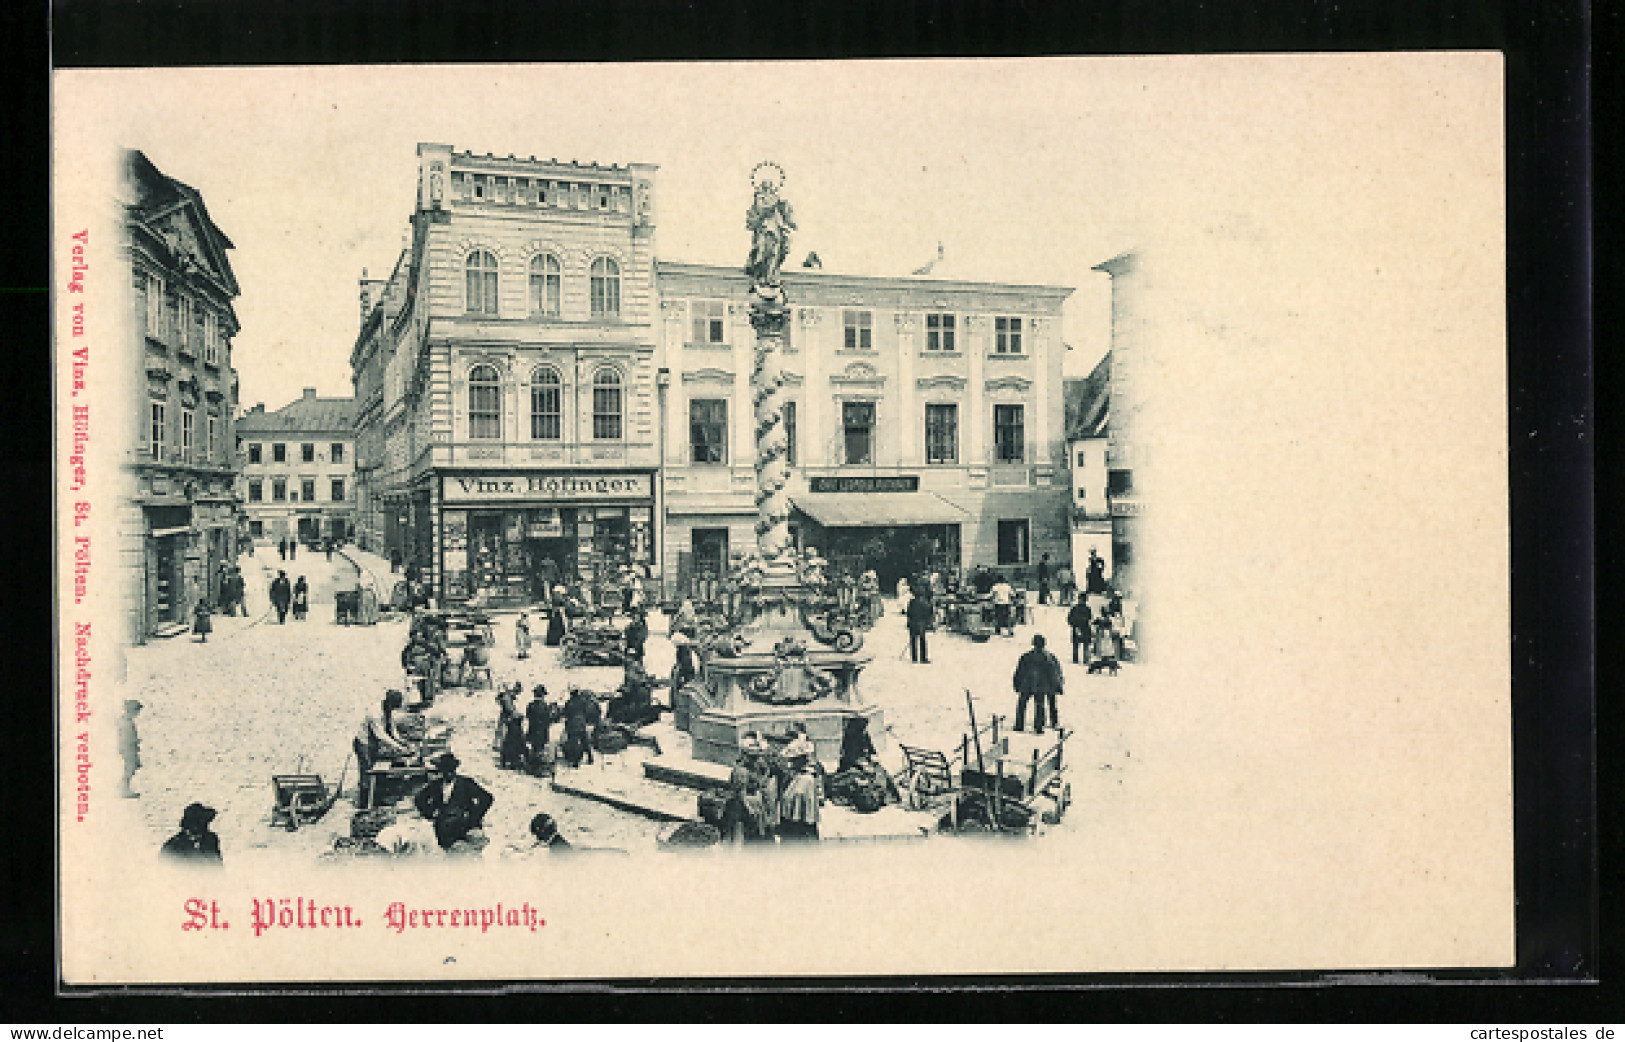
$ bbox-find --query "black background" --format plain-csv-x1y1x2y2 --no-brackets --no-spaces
5,0,1602,1023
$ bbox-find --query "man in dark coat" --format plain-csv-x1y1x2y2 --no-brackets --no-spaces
623,609,648,663
269,570,292,624
1068,600,1093,665
1012,633,1064,734
414,753,494,850
161,803,223,863
906,588,934,664
560,688,600,767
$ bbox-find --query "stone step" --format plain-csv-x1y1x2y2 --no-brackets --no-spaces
549,771,697,823
641,756,732,792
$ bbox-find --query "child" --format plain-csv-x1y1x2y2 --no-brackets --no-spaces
515,612,532,659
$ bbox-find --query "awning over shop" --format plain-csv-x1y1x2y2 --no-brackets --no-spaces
791,492,971,528
150,525,193,538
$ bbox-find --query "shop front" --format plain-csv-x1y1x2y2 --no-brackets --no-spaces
438,470,655,606
790,477,971,591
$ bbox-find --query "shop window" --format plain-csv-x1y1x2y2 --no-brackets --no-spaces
247,480,262,503
592,368,623,440
691,300,727,345
995,316,1024,354
783,401,797,466
590,257,621,317
843,310,873,351
301,442,316,463
331,442,345,463
689,399,728,464
926,403,958,464
926,313,956,352
465,250,499,315
331,478,346,502
994,404,1025,463
272,479,287,502
997,518,1030,565
529,254,561,317
468,364,502,439
273,443,287,463
302,478,316,503
842,401,874,465
182,410,194,458
149,401,166,459
248,443,262,464
530,366,562,440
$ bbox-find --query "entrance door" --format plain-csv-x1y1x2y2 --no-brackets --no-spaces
297,516,319,544
153,537,179,625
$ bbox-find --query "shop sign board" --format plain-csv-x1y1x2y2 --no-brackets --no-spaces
443,472,652,503
808,475,919,493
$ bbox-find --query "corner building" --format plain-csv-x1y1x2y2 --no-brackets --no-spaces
656,263,1073,592
353,144,660,605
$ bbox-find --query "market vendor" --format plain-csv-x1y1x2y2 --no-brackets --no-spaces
606,662,660,728
777,734,822,841
722,732,779,844
354,689,414,809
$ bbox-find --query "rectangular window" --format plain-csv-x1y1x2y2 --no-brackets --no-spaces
249,519,264,537
994,404,1025,463
207,413,218,459
331,442,344,463
530,378,562,440
843,311,873,351
248,443,262,464
272,478,287,502
203,311,218,366
247,480,263,503
301,478,316,503
997,519,1031,565
995,316,1024,354
689,399,728,464
842,401,875,465
926,313,956,352
925,403,959,464
593,384,623,440
331,479,346,502
691,301,727,345
181,410,194,458
1108,469,1134,496
301,443,315,463
176,295,193,353
145,275,165,339
783,400,797,466
273,443,287,463
149,401,166,459
1076,449,1087,468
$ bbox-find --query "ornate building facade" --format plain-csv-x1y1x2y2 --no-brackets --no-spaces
120,150,242,642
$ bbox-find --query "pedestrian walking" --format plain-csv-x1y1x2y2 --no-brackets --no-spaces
896,575,912,615
324,537,334,562
289,538,297,559
192,596,212,642
278,537,287,561
906,587,934,664
292,576,309,621
560,687,600,768
1057,564,1076,605
515,612,532,659
1037,553,1053,605
990,574,1016,636
1068,599,1093,665
269,570,292,624
161,802,222,863
1086,547,1108,595
117,699,142,797
623,608,649,663
1012,633,1064,734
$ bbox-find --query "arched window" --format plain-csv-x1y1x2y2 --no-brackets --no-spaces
530,366,562,440
529,254,561,317
465,250,498,315
589,257,621,317
468,364,502,439
592,367,623,440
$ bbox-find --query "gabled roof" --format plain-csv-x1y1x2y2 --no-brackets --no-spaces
125,149,240,298
1064,352,1111,441
237,392,356,434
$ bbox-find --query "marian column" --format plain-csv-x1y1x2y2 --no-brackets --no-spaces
744,163,796,560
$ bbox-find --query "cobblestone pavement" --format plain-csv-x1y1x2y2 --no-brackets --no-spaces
117,565,1136,865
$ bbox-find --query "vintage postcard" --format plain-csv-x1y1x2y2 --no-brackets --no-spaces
53,55,1512,984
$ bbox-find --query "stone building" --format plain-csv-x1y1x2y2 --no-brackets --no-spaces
351,141,1074,604
352,143,661,604
235,389,356,545
656,262,1074,593
120,149,242,642
1064,351,1113,579
1094,250,1144,593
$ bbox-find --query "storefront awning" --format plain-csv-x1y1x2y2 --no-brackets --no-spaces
791,492,971,528
150,525,192,538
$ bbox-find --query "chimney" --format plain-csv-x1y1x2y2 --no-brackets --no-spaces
303,387,317,400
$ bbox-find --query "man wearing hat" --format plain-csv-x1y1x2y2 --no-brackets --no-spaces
777,733,822,841
413,753,494,851
161,803,222,862
528,812,573,852
1013,633,1065,734
117,699,143,798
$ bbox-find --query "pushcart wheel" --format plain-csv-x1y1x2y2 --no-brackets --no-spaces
833,630,857,652
1057,781,1072,818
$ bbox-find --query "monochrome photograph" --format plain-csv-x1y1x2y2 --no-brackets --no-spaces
52,55,1514,984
